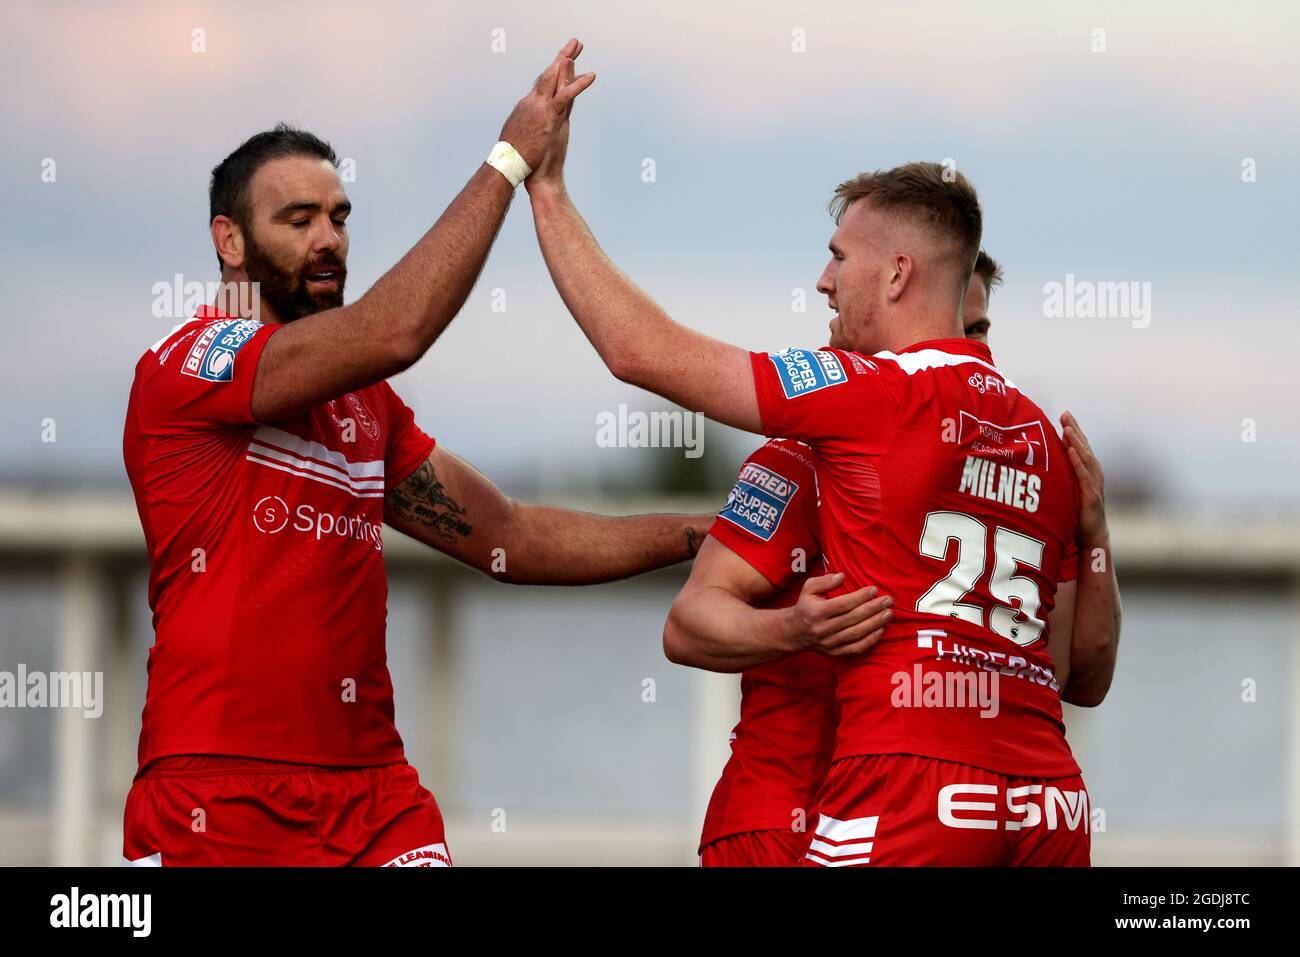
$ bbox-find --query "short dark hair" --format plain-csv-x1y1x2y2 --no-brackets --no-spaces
829,161,983,280
974,249,1004,298
208,123,338,269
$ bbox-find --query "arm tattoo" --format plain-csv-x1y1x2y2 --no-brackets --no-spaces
387,460,474,544
685,526,700,557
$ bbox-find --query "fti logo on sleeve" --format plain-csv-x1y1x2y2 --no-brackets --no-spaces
181,319,262,382
768,348,847,399
718,462,798,541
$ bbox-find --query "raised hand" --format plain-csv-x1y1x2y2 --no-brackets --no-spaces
498,38,596,172
527,49,584,193
1061,411,1108,543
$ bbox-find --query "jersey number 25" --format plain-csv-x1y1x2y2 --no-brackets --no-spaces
916,510,1046,646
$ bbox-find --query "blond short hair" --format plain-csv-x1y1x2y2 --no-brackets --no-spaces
829,162,983,275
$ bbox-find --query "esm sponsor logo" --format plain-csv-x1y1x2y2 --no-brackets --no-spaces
253,496,383,552
938,783,1089,832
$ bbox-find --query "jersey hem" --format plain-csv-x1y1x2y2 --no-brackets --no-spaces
831,745,1080,780
698,825,802,856
137,742,408,778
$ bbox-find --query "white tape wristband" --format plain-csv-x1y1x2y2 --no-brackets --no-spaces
486,141,532,188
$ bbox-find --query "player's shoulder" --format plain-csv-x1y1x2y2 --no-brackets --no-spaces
138,311,264,380
717,440,814,547
1011,390,1055,428
760,345,896,400
140,318,202,369
986,376,1060,443
359,378,417,424
869,341,1009,382
361,377,402,404
743,437,817,482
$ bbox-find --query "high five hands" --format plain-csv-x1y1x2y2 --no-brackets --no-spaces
498,38,596,180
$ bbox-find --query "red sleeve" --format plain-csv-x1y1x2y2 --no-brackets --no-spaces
137,318,278,430
381,383,437,491
749,347,900,451
708,439,820,589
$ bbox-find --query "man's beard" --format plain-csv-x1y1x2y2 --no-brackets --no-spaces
242,230,346,321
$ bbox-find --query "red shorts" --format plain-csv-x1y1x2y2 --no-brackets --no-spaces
700,829,807,867
121,756,451,867
800,754,1090,867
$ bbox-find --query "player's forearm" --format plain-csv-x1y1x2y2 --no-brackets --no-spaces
529,186,689,393
350,164,514,369
664,585,802,673
1063,535,1122,707
497,504,712,585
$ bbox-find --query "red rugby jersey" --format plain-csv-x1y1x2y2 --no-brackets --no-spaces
122,308,435,770
750,339,1080,778
699,438,837,850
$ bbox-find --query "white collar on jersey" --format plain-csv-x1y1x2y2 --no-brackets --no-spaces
872,348,1018,390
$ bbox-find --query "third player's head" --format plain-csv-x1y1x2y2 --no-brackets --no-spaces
209,123,350,323
818,162,982,355
963,249,1003,344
